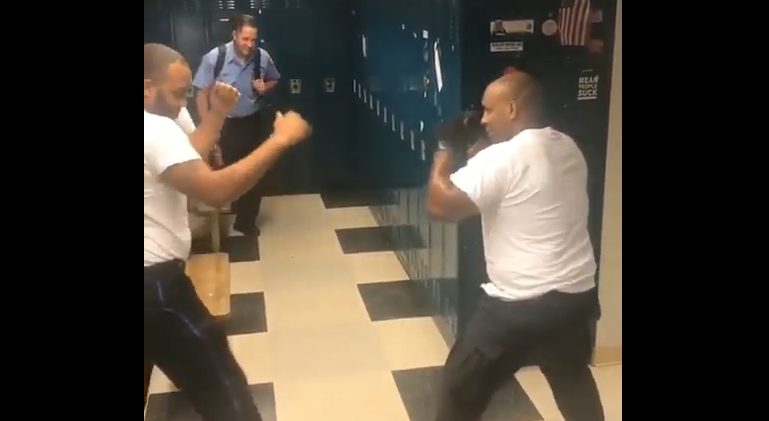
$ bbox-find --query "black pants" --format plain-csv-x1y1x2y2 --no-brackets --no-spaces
144,260,262,421
436,288,605,421
219,109,274,229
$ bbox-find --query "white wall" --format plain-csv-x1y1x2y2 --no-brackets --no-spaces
594,0,622,364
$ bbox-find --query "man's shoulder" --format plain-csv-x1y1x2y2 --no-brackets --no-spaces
506,127,571,159
472,139,517,163
145,111,177,129
145,112,185,143
257,47,272,59
203,43,229,61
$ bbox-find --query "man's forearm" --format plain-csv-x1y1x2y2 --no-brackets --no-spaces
426,148,458,216
208,134,288,205
429,149,454,190
188,110,226,157
195,90,210,122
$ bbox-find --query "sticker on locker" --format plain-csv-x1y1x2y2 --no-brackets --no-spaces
290,79,302,94
324,78,335,93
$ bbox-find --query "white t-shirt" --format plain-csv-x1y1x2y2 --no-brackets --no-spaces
175,106,196,134
450,127,596,301
144,111,202,266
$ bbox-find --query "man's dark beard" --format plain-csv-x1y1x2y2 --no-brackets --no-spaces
147,91,179,119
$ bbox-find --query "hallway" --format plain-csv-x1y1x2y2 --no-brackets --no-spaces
144,194,622,421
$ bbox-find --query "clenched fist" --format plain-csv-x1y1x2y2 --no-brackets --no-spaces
252,79,266,94
272,111,312,147
210,82,240,114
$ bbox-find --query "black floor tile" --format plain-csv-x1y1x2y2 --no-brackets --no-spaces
145,383,276,421
336,225,425,254
392,366,542,421
225,236,261,262
190,235,260,263
358,280,435,321
219,292,267,336
320,189,395,209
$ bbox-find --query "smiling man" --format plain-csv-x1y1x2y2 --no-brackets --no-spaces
193,14,281,237
426,72,605,421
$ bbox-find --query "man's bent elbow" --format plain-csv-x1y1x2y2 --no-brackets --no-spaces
161,160,229,209
196,189,229,209
426,199,454,222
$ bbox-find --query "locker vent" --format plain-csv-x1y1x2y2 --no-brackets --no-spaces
180,0,202,11
217,0,235,9
448,0,459,46
249,0,266,9
145,0,165,11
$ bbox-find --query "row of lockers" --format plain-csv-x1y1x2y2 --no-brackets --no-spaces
350,0,464,336
350,0,618,337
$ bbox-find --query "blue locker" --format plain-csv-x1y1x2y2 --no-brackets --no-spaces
353,0,464,340
256,0,321,194
144,0,173,45
169,0,209,72
313,0,354,189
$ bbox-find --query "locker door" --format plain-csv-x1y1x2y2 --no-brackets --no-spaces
209,0,238,46
313,0,354,190
145,0,173,45
170,0,209,72
255,0,321,195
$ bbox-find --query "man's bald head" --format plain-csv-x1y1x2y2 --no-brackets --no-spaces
480,71,545,143
491,72,543,117
144,43,191,119
144,43,187,82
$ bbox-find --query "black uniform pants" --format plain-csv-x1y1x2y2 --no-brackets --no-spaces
218,109,274,230
144,260,262,421
436,288,605,421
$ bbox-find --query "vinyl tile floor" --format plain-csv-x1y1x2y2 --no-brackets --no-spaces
145,193,622,421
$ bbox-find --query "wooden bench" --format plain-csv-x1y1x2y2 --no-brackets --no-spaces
187,202,232,317
186,252,231,316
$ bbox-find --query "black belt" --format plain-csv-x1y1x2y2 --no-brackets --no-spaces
144,259,185,281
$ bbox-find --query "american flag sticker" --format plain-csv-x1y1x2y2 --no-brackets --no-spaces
558,0,592,47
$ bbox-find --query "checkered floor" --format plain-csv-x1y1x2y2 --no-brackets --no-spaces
145,193,622,421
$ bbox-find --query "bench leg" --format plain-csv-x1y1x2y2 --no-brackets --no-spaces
210,211,221,253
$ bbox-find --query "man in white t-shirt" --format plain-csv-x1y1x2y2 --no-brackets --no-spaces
144,43,311,421
426,72,605,421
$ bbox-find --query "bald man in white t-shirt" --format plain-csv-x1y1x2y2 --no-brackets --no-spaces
426,72,604,421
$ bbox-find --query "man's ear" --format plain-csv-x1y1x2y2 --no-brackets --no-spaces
144,79,155,100
508,101,518,121
232,30,237,40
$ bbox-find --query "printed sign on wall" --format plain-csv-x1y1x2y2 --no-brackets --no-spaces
577,70,599,101
490,41,524,53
